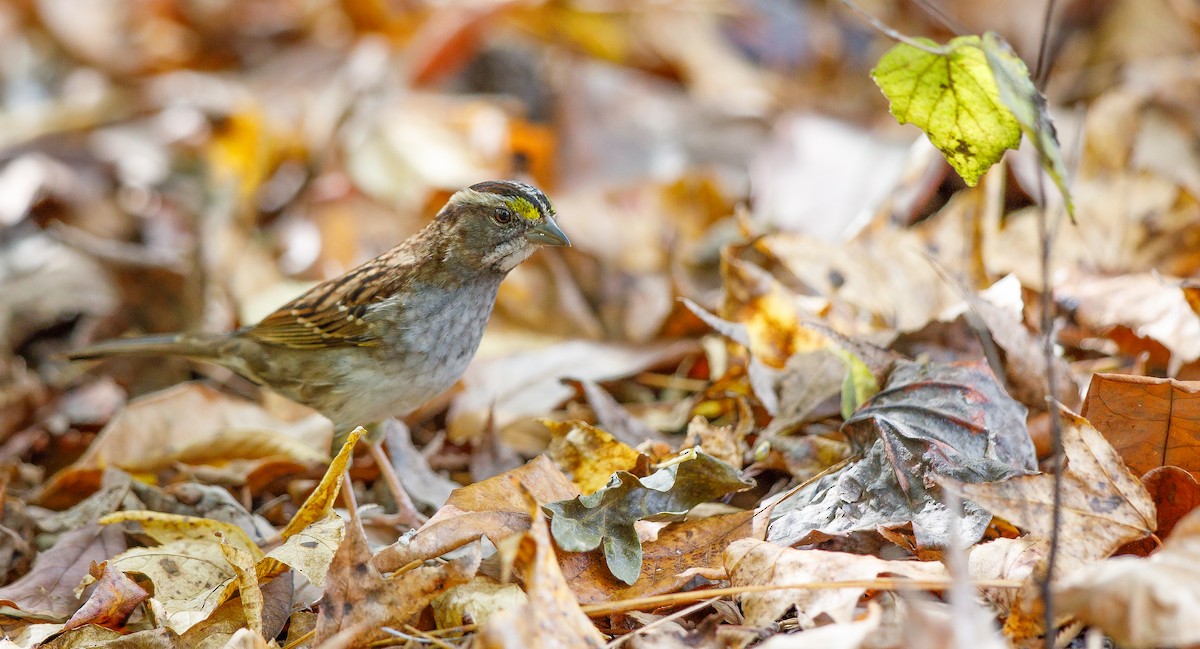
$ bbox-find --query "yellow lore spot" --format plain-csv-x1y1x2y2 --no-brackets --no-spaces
506,196,541,221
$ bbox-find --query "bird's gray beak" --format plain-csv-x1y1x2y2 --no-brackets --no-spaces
526,216,571,247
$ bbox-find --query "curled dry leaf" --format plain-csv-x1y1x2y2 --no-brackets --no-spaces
682,416,747,469
0,522,127,620
725,538,946,628
967,537,1045,615
372,455,577,573
545,419,644,495
1057,507,1200,648
315,516,478,646
381,419,460,511
957,407,1156,573
61,562,148,632
432,576,528,629
1118,466,1200,556
474,508,605,649
280,427,362,539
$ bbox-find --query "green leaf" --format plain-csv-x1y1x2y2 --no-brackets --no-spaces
543,449,754,585
871,35,1021,186
981,32,1075,220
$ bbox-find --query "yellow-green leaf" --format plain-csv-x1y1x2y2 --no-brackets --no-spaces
872,35,1020,186
832,348,879,420
981,31,1075,219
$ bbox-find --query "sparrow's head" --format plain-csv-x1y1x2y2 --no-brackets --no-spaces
439,180,570,273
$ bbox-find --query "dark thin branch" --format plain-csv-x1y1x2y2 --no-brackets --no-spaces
1034,0,1059,87
1032,2,1062,647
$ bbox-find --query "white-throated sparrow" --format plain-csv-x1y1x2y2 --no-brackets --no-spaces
70,180,570,448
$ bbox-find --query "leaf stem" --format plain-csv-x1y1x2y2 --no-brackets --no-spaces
839,0,947,54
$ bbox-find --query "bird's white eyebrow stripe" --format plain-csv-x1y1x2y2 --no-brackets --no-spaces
448,188,510,210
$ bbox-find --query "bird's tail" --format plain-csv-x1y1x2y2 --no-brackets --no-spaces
67,333,228,362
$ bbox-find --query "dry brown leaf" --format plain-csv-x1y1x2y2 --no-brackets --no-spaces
754,231,961,335
110,537,234,634
957,407,1156,572
967,537,1045,615
1082,373,1200,476
39,383,331,505
1118,466,1200,556
577,379,670,447
432,576,527,629
545,420,643,495
373,455,577,573
381,419,460,511
682,416,747,469
473,508,605,648
0,522,126,620
60,562,148,632
724,538,946,628
256,512,344,588
1061,273,1200,371
178,575,292,649
562,509,760,605
217,628,270,649
755,602,882,649
315,516,477,646
98,511,262,562
956,275,1079,409
1057,507,1200,648
449,340,696,446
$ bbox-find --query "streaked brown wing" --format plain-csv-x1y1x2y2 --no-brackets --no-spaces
242,258,399,349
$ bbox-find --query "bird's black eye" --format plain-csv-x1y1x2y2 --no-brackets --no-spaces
493,207,514,224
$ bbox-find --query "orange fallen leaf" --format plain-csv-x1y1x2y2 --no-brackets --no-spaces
372,455,576,573
1081,373,1200,476
1117,466,1200,556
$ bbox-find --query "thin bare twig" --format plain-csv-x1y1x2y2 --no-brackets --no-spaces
1034,0,1059,86
1032,0,1063,646
911,0,969,36
840,0,947,53
580,578,1024,618
603,598,718,649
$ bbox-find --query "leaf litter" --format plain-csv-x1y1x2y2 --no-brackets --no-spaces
1,2,1200,648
